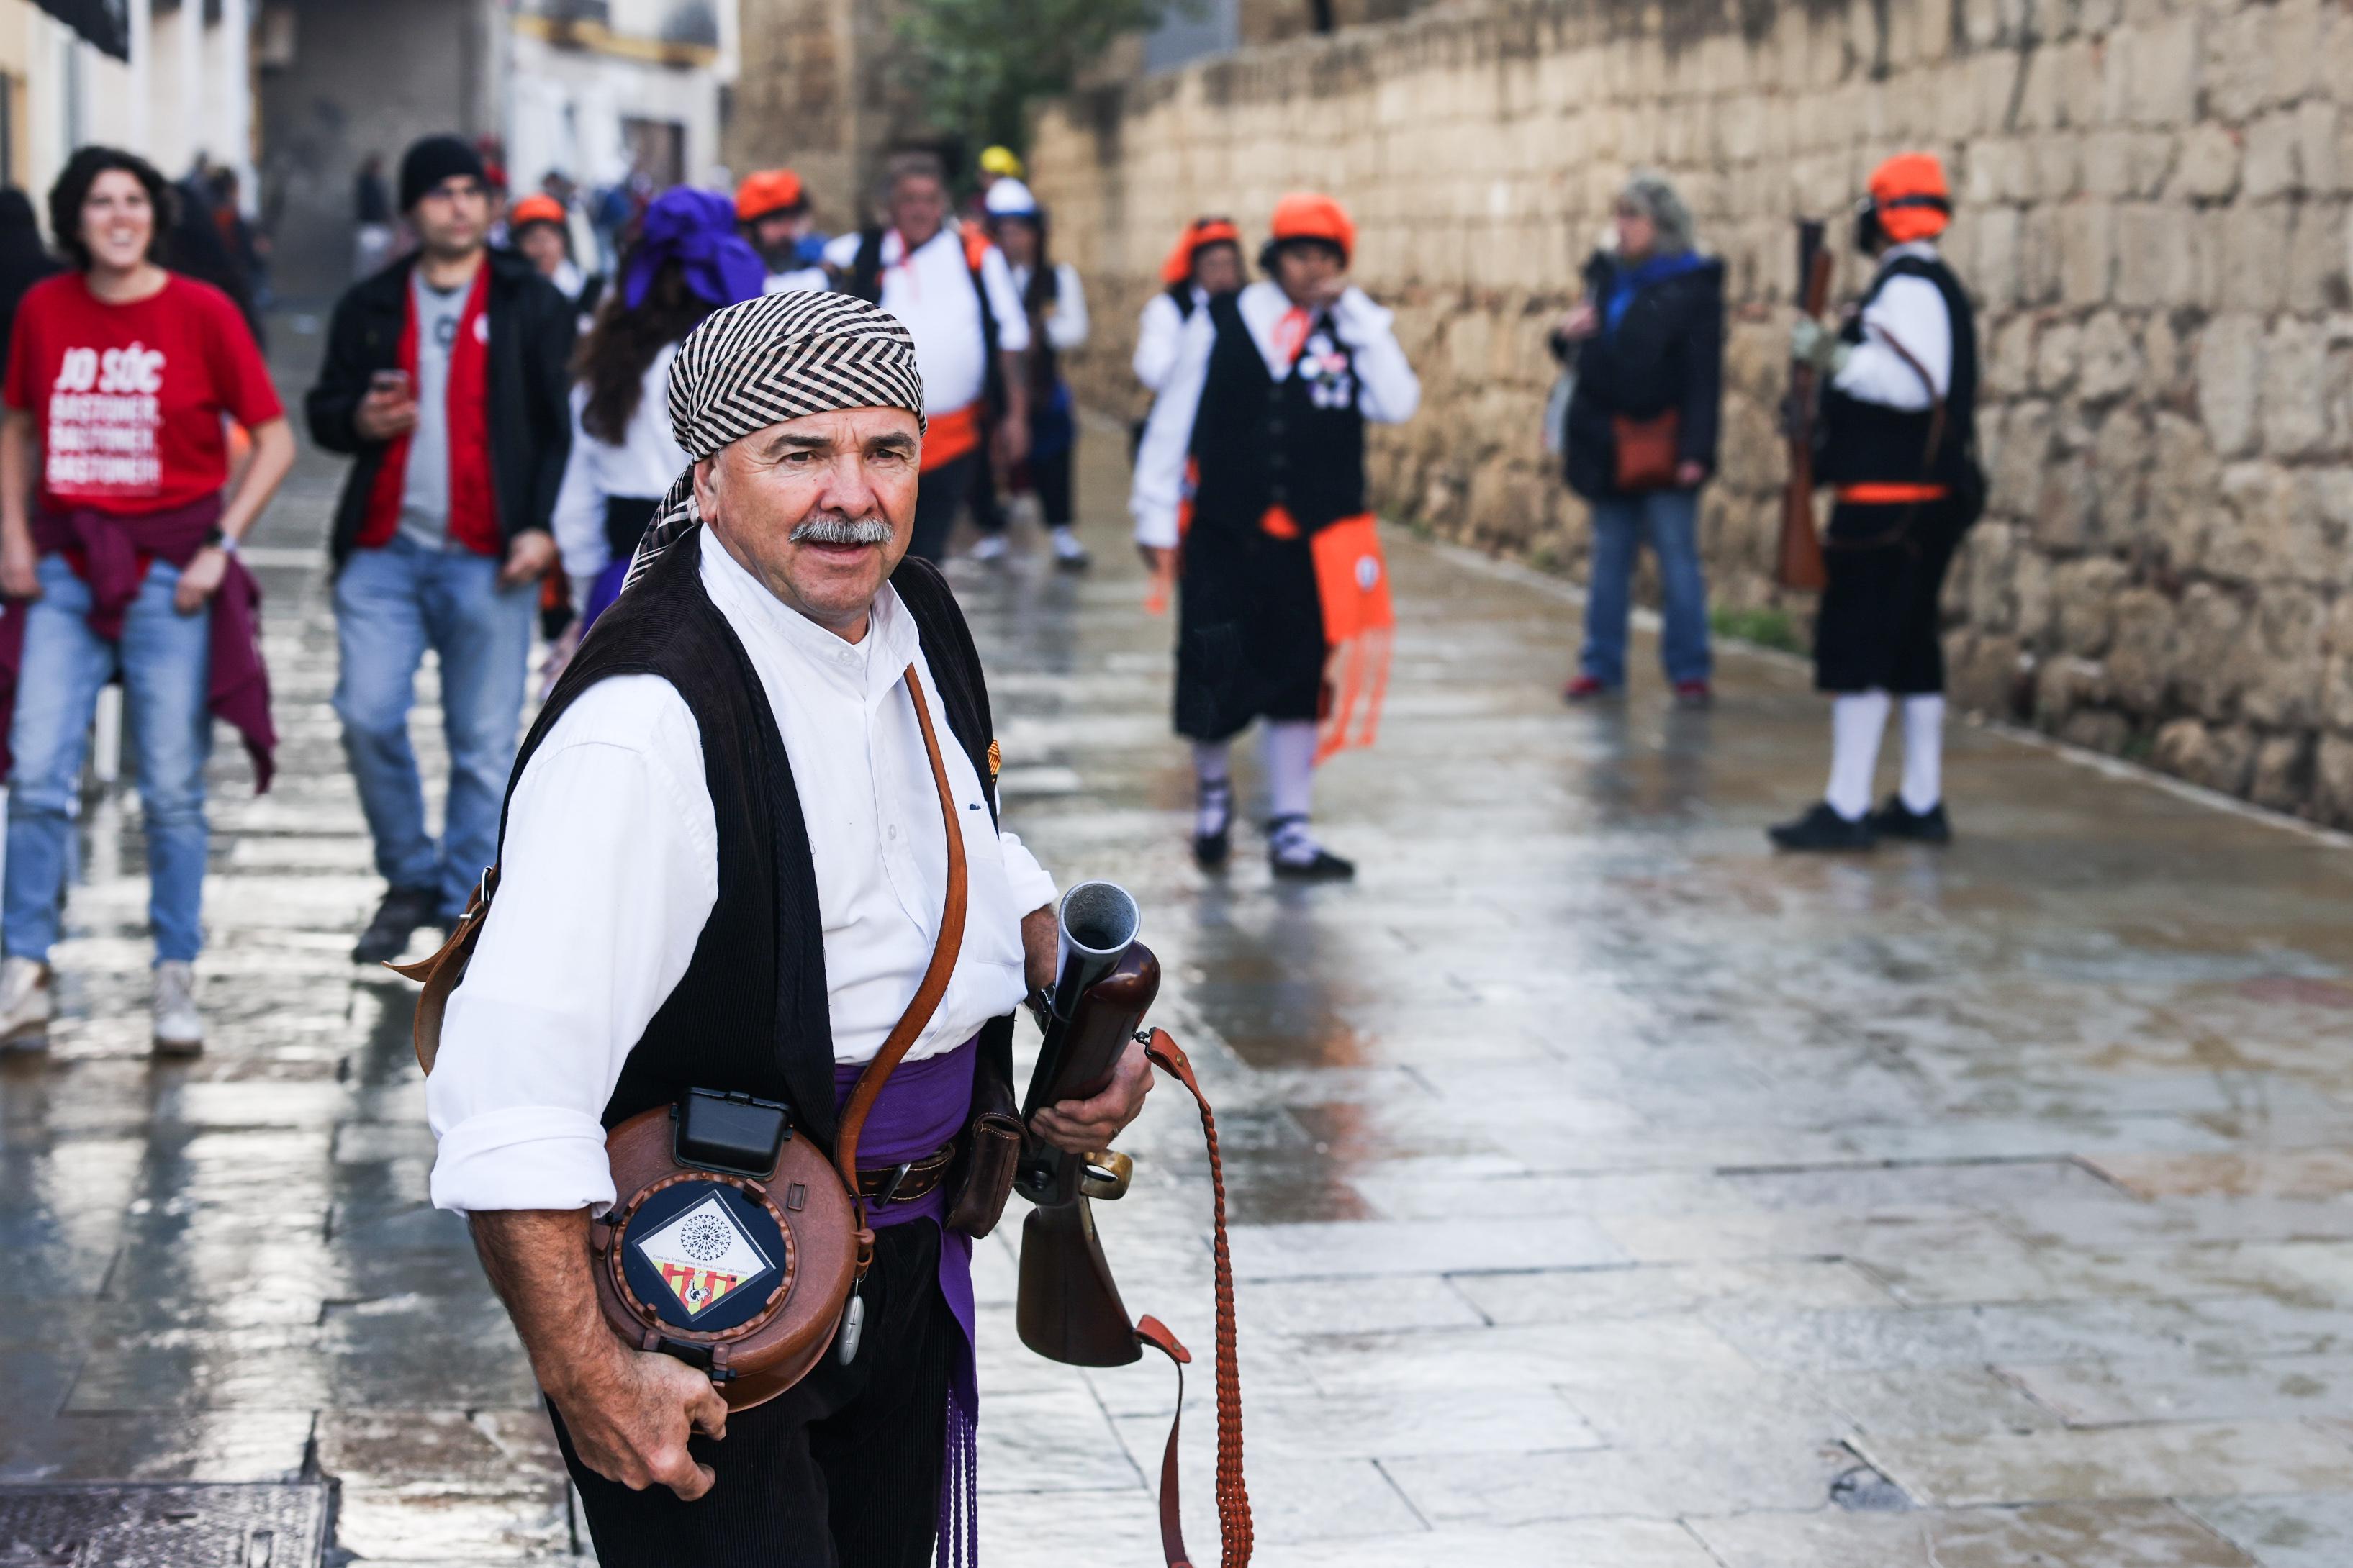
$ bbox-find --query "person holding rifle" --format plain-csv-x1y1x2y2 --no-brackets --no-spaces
1770,152,1983,851
421,291,1153,1566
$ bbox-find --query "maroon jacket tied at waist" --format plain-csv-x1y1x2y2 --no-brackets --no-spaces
0,495,277,792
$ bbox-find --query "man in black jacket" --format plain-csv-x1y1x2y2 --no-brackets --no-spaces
305,135,574,963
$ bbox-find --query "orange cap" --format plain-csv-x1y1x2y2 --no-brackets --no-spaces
735,168,806,222
1159,217,1243,286
1869,152,1951,243
509,194,566,230
1268,191,1355,263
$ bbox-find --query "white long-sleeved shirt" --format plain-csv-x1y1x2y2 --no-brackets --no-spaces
1132,286,1204,392
548,343,688,581
1130,279,1420,548
1833,241,1953,411
425,536,1057,1215
821,226,1032,414
764,265,831,296
1008,261,1088,353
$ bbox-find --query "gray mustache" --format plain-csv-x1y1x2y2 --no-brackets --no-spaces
790,514,893,546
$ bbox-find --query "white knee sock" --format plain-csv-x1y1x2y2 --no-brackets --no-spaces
1900,695,1946,814
1825,691,1891,822
1193,740,1232,836
1263,720,1319,822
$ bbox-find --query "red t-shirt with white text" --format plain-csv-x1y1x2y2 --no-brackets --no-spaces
3,271,282,516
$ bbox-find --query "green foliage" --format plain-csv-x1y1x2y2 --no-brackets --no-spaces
893,0,1184,154
1709,604,1807,655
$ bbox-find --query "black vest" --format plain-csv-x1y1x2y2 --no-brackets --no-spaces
1168,281,1198,320
496,530,1011,1156
1819,252,1980,489
1188,291,1365,536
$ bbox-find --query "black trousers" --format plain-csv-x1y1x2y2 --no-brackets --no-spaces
966,452,1008,537
1813,497,1973,695
1175,509,1326,741
1029,441,1075,529
554,1223,957,1568
910,451,983,563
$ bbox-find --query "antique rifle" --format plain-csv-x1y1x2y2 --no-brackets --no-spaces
1777,217,1833,592
1015,879,1155,1367
1015,881,1254,1566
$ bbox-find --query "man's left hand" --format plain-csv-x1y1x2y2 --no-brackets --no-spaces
1674,458,1709,489
500,530,559,589
993,415,1029,473
1033,1037,1153,1154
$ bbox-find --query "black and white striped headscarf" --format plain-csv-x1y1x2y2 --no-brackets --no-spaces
626,289,928,584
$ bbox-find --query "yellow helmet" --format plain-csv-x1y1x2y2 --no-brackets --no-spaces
978,145,1025,180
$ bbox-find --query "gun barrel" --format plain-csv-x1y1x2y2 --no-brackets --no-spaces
1047,881,1140,1022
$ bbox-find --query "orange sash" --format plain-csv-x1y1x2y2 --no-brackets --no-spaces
923,402,985,473
1291,509,1394,761
1838,481,1948,505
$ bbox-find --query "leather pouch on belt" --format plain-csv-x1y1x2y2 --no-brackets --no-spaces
946,1054,1022,1239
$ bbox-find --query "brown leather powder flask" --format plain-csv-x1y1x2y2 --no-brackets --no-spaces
586,1089,862,1409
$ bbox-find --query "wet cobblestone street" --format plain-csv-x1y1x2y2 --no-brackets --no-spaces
9,343,2353,1565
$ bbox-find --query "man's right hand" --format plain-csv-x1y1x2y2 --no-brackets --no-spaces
548,1346,731,1500
353,384,420,443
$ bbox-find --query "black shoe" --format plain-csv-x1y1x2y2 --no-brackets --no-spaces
354,886,440,964
1269,815,1355,881
1193,780,1233,869
1767,802,1879,852
1272,846,1356,881
1869,796,1952,843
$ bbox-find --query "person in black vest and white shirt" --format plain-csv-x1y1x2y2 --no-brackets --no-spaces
1133,216,1244,395
1771,152,1983,851
1132,194,1419,880
424,291,1153,1565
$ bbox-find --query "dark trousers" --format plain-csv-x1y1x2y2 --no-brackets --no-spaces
967,455,1008,536
1813,497,1973,695
554,1223,956,1568
1030,440,1075,529
910,451,983,563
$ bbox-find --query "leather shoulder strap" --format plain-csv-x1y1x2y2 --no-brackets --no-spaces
831,664,967,1189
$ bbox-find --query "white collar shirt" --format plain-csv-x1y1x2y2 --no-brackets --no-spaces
1831,240,1954,412
424,535,1056,1216
1130,278,1421,548
821,225,1032,415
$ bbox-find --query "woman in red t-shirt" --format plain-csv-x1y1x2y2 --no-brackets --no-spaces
0,146,294,1056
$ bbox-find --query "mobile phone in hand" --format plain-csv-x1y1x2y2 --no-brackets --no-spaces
369,369,411,399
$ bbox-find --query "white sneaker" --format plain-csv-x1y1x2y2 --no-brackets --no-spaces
1049,526,1091,570
969,534,1009,563
153,961,203,1056
0,956,50,1050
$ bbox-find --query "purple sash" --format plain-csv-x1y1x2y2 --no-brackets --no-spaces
834,1036,980,1568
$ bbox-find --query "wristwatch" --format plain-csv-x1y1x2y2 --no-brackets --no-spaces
202,525,238,556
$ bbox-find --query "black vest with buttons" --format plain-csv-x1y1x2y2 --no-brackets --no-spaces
1188,291,1365,536
1818,252,1980,491
494,529,1013,1156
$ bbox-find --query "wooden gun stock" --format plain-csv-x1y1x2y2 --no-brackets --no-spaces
1016,944,1160,1367
1778,219,1833,592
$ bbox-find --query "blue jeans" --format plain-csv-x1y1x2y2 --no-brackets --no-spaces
333,538,536,920
1580,489,1712,688
6,553,213,964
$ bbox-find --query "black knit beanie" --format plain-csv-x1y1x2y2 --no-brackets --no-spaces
399,135,487,211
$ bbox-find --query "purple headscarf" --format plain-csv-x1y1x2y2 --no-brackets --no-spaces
622,187,766,310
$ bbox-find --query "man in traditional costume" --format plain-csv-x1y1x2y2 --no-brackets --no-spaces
1772,152,1983,851
1131,193,1419,879
423,290,1154,1564
1133,216,1244,394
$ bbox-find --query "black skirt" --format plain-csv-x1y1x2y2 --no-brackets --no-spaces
1812,497,1973,695
1174,508,1327,741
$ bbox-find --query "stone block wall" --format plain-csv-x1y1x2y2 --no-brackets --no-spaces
1026,0,2353,825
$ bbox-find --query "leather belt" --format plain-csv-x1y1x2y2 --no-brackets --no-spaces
855,1136,960,1205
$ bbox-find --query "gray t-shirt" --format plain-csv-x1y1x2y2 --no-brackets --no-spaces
398,271,470,549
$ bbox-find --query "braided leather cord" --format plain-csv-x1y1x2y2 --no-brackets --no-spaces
1136,1027,1252,1568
